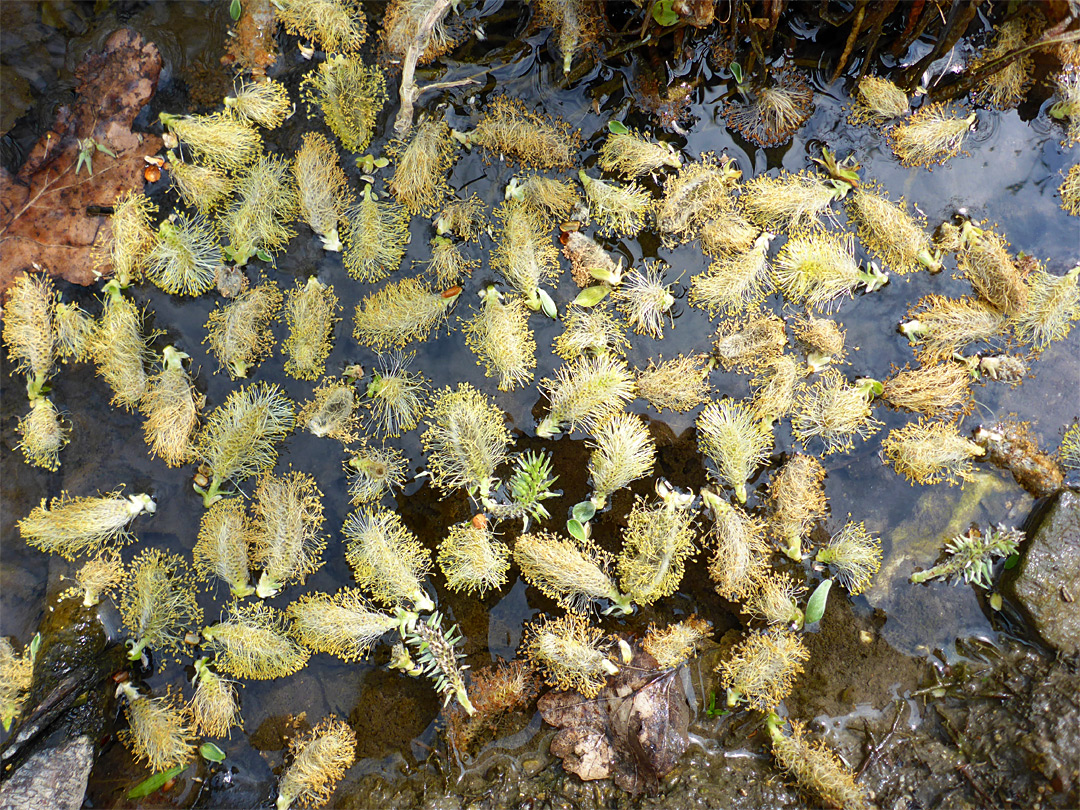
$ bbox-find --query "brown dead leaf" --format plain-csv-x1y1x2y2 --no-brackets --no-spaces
538,645,692,794
0,29,163,298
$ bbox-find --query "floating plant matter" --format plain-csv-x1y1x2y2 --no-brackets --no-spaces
205,281,283,379
344,186,410,282
275,715,357,810
514,530,633,615
224,77,291,128
520,612,618,698
193,382,295,506
345,443,408,504
421,383,511,499
194,498,255,597
302,54,386,152
202,602,310,680
251,470,327,598
848,75,908,127
536,354,636,438
159,111,261,174
696,398,773,503
815,522,881,595
15,396,67,471
20,490,155,560
718,631,809,711
276,0,367,52
116,683,196,772
146,212,222,295
353,277,460,349
724,66,814,147
463,286,536,391
766,714,870,810
284,278,340,381
121,548,202,666
462,95,581,169
888,103,976,168
141,346,203,466
437,520,511,596
221,153,298,266
363,350,429,438
599,126,680,178
791,370,883,456
294,132,353,252
189,657,241,738
299,379,359,443
882,418,985,486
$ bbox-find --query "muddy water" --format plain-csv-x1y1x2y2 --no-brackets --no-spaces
1,2,1078,808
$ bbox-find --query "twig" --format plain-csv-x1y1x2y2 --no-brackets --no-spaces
855,699,905,779
929,26,1080,103
394,0,464,136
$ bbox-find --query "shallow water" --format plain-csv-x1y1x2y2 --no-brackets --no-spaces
1,2,1078,807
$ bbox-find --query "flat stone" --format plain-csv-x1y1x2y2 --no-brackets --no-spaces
1009,489,1080,654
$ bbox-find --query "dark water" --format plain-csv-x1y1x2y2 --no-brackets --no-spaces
1,2,1078,807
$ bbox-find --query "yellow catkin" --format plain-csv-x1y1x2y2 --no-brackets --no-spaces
299,379,359,444
436,521,511,596
16,397,68,471
141,347,203,466
388,116,454,215
302,54,386,152
718,631,808,711
463,287,536,391
882,418,985,486
635,354,711,413
117,683,196,772
202,602,310,680
284,278,339,381
767,715,870,810
467,95,581,169
697,399,774,503
520,613,617,698
189,658,242,738
2,272,57,399
205,281,283,379
251,470,327,598
276,716,356,810
276,0,367,52
642,616,712,669
287,589,397,662
888,103,976,167
121,548,202,666
294,132,353,251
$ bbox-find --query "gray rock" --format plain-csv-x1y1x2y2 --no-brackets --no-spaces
1010,489,1080,654
0,736,93,810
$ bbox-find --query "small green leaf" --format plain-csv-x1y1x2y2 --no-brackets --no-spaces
537,288,557,319
229,0,242,20
374,157,389,168
729,61,743,84
566,519,586,542
28,633,41,661
256,248,272,263
200,742,226,763
651,0,678,27
804,579,832,625
607,121,630,135
572,285,609,307
127,764,189,799
989,592,1003,611
1004,553,1020,570
572,501,596,523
